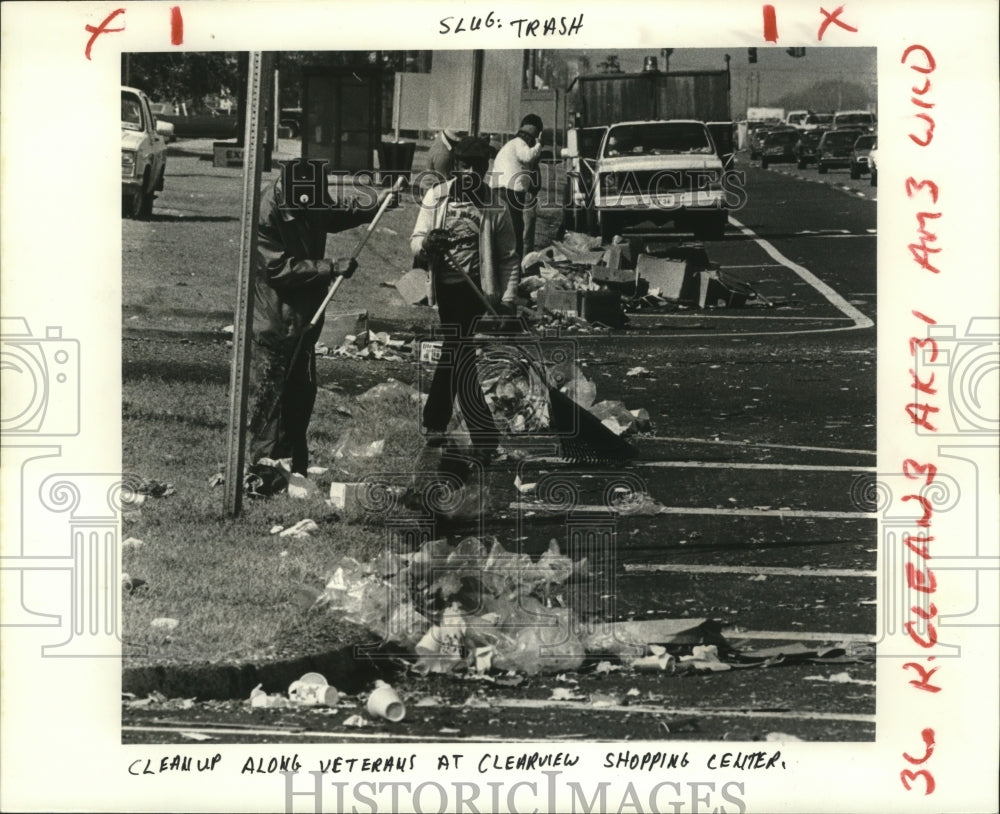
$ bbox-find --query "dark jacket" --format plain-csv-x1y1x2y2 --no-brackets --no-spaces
254,179,373,347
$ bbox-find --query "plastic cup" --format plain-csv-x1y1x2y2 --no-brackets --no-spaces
366,680,406,722
289,674,340,706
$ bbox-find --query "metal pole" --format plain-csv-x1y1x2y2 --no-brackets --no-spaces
224,51,273,518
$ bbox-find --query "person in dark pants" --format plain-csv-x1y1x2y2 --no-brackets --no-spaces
248,159,393,480
410,137,520,464
491,114,543,259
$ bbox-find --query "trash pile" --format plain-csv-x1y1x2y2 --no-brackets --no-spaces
309,536,718,676
249,672,408,725
519,232,766,324
326,329,413,362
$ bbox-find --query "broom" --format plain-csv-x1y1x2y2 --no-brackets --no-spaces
260,180,404,430
446,261,635,465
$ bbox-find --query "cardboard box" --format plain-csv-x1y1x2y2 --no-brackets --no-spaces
319,311,367,350
636,255,693,301
394,268,430,305
537,288,624,328
698,271,750,309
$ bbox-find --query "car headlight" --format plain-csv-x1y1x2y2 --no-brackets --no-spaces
122,150,137,178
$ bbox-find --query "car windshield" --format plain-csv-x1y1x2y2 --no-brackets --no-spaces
805,114,832,126
835,113,873,128
854,135,876,149
122,92,144,131
603,122,713,157
823,131,862,147
767,131,799,145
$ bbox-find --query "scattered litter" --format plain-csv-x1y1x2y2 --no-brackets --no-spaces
626,367,650,377
594,661,622,675
367,680,406,721
513,475,537,495
307,466,328,476
766,732,805,742
279,519,319,539
804,672,875,686
244,463,288,498
289,673,341,707
626,688,641,697
679,644,731,672
150,617,179,631
122,537,144,550
589,693,620,707
133,478,175,498
287,473,319,500
748,574,768,582
249,684,293,709
587,401,640,436
331,430,386,460
269,525,284,535
208,472,225,488
550,687,585,701
342,715,369,728
179,731,215,741
631,650,675,673
439,726,461,734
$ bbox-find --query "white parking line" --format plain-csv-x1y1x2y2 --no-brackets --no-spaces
624,563,876,578
510,503,876,520
727,215,874,330
634,460,874,472
640,436,875,456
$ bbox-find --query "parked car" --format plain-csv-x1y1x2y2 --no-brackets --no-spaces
121,86,168,218
590,120,728,242
816,128,864,174
832,110,876,133
748,125,771,160
849,134,877,179
868,140,878,187
148,103,176,142
794,129,826,168
785,109,810,129
760,129,800,168
799,112,833,132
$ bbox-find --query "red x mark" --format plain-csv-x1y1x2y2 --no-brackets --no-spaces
85,8,126,60
818,5,858,40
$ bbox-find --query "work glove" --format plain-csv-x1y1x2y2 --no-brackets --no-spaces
331,257,358,279
422,229,452,256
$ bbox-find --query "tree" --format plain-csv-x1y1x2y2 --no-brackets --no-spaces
122,53,241,110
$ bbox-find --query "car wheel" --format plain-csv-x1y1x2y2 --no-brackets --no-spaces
850,164,861,180
818,164,828,174
122,186,144,219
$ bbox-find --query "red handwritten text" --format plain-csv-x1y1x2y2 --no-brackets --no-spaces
84,8,125,60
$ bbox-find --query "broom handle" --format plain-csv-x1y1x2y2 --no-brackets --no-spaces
307,177,404,328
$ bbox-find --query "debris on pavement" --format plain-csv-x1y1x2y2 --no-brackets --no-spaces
244,463,289,498
122,537,144,550
279,518,319,539
150,617,179,631
288,673,341,706
342,715,369,728
132,478,175,498
366,680,406,722
208,472,225,488
804,672,875,686
287,472,319,500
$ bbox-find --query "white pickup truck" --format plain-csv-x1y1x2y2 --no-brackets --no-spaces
585,120,729,243
121,86,169,218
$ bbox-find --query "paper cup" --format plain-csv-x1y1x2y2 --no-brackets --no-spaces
366,680,406,722
289,680,340,706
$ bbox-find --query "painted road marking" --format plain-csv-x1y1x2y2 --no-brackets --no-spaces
727,215,874,330
633,461,875,472
624,563,876,578
494,699,874,723
722,628,875,643
640,436,875,456
511,503,876,520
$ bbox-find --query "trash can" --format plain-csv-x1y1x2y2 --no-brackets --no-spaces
376,141,416,187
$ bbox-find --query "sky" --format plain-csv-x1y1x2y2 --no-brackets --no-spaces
561,47,878,114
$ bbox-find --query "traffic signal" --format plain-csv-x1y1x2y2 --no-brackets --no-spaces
748,47,758,64
786,47,806,57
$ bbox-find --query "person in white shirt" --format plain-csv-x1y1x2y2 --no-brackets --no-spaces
490,114,543,258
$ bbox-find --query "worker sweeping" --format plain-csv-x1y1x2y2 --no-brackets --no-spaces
246,159,397,492
411,136,520,469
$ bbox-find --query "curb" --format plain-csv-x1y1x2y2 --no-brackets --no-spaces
122,642,397,701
